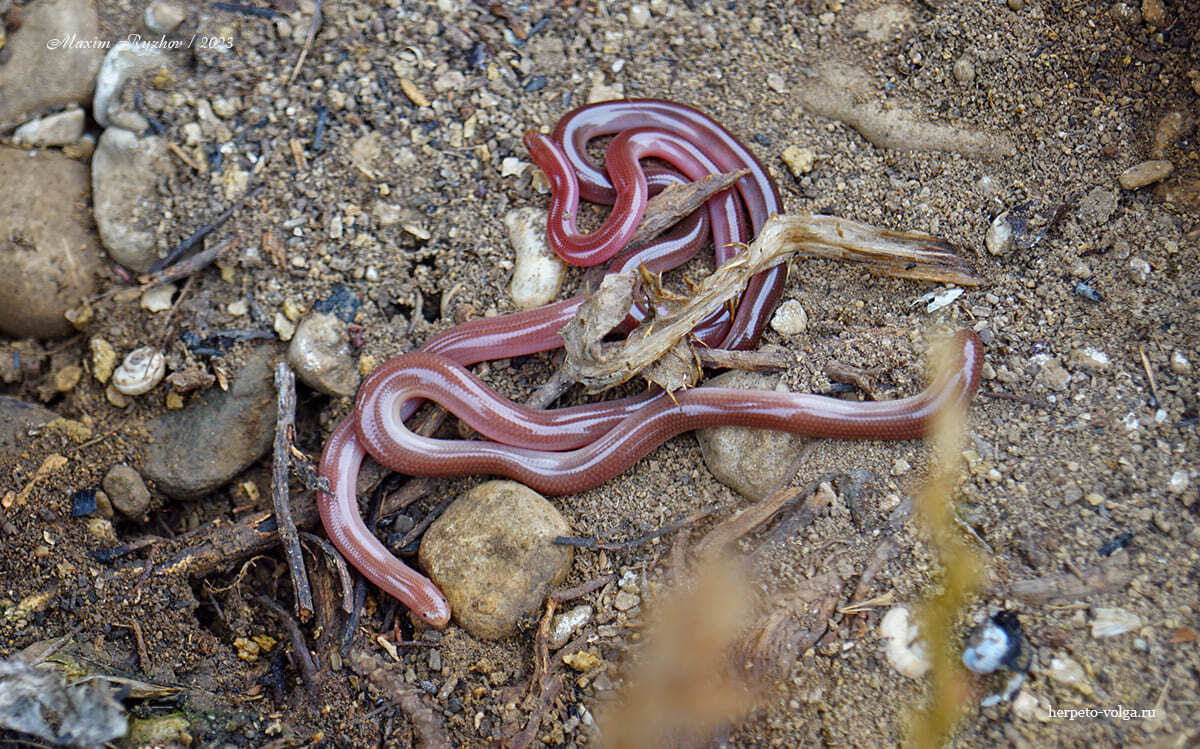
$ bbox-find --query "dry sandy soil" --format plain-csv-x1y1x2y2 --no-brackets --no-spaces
1,0,1197,746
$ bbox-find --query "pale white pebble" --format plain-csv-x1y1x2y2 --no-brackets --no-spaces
1046,656,1089,692
891,458,911,477
1012,690,1051,722
985,213,1014,255
505,207,565,310
1167,470,1190,495
226,299,248,317
1090,607,1141,638
766,72,787,93
880,606,929,679
1069,347,1110,371
629,4,651,27
112,346,165,395
500,157,528,177
1128,256,1151,284
139,284,177,312
549,605,593,650
769,299,808,335
1170,350,1192,374
12,109,86,147
144,0,186,34
274,312,297,341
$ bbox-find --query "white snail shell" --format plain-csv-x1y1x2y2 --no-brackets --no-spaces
112,346,166,395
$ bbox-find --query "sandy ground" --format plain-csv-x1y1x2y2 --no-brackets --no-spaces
1,0,1198,746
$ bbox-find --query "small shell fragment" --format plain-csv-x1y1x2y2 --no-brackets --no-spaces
912,286,963,312
112,346,166,395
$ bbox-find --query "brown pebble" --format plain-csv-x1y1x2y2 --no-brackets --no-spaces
1151,110,1187,160
1141,0,1166,26
1118,159,1173,190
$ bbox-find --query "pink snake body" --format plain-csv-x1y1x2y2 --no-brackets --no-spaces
317,100,984,627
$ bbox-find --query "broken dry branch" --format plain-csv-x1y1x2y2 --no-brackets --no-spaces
562,213,984,393
272,362,313,622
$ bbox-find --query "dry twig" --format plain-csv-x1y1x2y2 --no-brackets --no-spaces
273,362,313,622
257,594,322,693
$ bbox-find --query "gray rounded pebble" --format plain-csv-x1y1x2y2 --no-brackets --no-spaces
0,146,99,338
0,0,104,130
102,463,152,518
419,480,573,639
286,312,361,398
92,128,175,272
142,346,278,498
695,370,809,500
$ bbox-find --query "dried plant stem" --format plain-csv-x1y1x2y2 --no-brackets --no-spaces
906,339,983,747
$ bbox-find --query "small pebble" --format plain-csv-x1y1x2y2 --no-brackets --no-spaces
629,4,651,28
112,346,166,396
1012,691,1052,722
1170,350,1191,374
12,108,86,147
780,146,816,177
1090,606,1142,638
549,605,593,649
1007,0,1025,10
1047,656,1091,694
985,212,1014,255
145,0,186,33
1036,356,1071,391
54,365,82,392
952,56,975,83
500,157,527,177
102,463,152,518
769,299,808,335
613,590,640,612
1128,257,1151,284
273,312,297,341
139,284,176,312
562,649,603,672
287,312,361,398
94,489,112,518
891,458,911,477
1069,348,1110,371
1167,470,1189,495
1141,0,1166,26
766,72,787,93
1118,159,1173,190
226,299,248,317
505,207,565,310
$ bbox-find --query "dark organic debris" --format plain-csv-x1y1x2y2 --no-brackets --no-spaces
70,488,97,517
1074,278,1103,303
1002,200,1070,251
312,283,361,323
